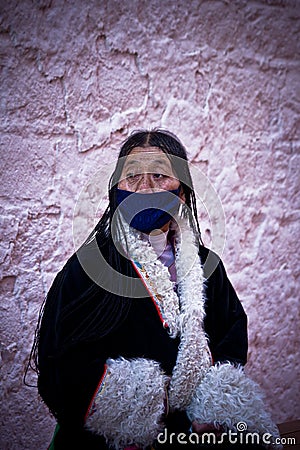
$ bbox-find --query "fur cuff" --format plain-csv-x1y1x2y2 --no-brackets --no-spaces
85,357,168,449
186,363,281,446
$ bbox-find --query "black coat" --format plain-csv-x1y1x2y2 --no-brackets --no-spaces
38,239,248,449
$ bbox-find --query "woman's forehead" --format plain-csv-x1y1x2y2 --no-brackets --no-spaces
129,146,164,155
123,146,171,166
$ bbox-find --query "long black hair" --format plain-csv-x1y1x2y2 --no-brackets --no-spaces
26,129,202,382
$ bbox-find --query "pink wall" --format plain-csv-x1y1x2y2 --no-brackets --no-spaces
0,0,299,448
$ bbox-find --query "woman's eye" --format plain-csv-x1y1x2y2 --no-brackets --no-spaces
153,173,165,179
125,173,141,183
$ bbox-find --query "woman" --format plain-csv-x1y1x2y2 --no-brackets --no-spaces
33,130,280,449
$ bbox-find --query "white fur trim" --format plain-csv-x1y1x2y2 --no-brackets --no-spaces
168,219,212,410
121,219,180,337
85,357,168,449
119,217,212,411
186,363,282,446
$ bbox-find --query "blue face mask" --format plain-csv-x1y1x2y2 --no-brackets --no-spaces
116,187,181,233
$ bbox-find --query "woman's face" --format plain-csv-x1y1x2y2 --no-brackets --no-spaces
118,146,183,195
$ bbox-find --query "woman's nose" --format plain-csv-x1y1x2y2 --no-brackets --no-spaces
136,173,154,192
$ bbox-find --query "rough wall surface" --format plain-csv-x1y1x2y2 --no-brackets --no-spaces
0,0,299,448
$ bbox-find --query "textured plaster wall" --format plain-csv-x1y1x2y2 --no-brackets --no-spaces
0,0,299,448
